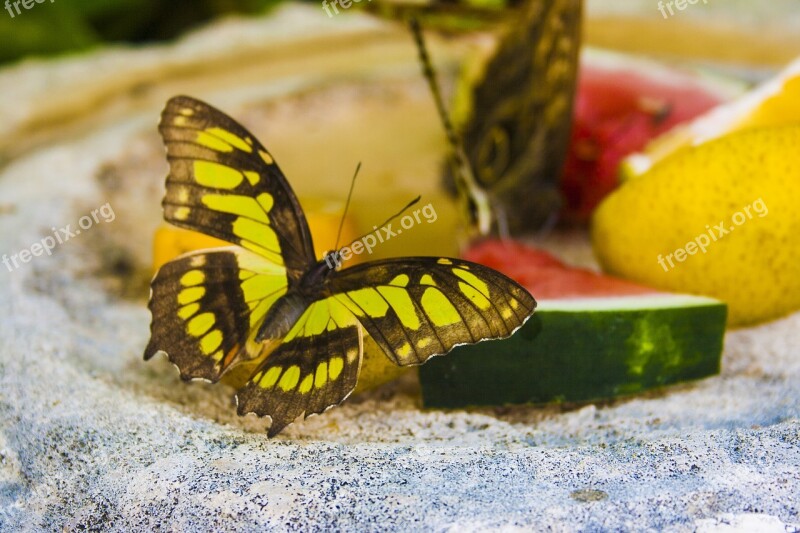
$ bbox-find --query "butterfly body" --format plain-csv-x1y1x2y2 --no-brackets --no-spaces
146,96,536,436
255,253,338,343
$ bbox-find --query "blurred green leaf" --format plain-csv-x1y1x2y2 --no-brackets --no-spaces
0,0,285,65
0,2,100,63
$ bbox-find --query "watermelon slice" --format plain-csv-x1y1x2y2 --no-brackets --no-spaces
418,240,727,408
560,51,734,222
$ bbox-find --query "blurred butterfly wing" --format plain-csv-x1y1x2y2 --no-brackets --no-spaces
456,0,582,234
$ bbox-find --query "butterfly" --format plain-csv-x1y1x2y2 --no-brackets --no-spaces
145,96,537,436
411,0,583,236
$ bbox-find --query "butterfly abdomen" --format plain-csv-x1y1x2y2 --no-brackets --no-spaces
253,259,338,345
255,292,308,343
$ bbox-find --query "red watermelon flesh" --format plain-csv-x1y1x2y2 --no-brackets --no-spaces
464,239,659,299
560,61,726,222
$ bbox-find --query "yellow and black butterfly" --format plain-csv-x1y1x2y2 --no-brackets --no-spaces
411,0,582,236
145,96,536,436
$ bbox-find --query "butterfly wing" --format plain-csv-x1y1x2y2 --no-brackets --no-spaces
235,257,534,435
236,298,364,437
453,0,583,234
328,257,536,365
158,95,316,284
145,248,288,382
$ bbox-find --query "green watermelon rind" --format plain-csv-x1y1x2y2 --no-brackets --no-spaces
418,294,727,408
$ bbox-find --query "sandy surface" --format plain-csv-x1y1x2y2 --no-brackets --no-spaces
1,6,798,532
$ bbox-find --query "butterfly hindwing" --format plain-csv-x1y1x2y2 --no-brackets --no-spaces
328,257,536,366
158,96,317,283
236,299,364,437
145,248,288,381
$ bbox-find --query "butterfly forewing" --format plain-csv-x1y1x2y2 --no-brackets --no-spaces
158,96,317,283
145,248,288,381
327,257,536,366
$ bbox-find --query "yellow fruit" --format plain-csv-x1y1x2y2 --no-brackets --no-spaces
592,124,800,326
623,56,800,178
353,335,407,394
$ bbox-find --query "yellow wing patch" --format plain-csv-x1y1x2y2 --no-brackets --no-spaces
377,286,420,330
420,274,437,286
187,313,215,337
178,287,205,305
193,161,245,189
201,194,270,223
346,288,389,317
284,297,361,342
259,150,274,165
329,356,345,380
314,362,328,388
452,267,489,297
278,365,301,391
458,282,492,310
180,270,205,286
260,366,283,388
195,127,253,153
421,287,462,327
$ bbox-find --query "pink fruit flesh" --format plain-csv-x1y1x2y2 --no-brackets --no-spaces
464,240,656,299
561,64,725,222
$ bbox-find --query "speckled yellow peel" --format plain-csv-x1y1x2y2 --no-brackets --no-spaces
593,124,800,326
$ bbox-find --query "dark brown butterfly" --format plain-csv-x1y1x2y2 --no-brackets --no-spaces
412,0,583,236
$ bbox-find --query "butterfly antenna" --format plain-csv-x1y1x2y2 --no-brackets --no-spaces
409,18,460,151
408,18,493,236
335,162,361,251
346,195,421,248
